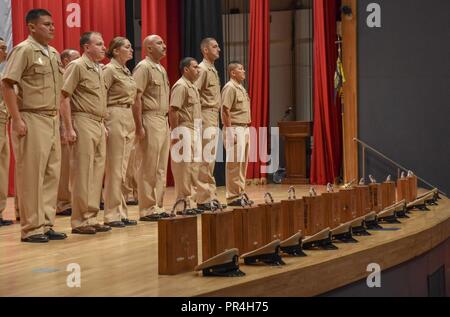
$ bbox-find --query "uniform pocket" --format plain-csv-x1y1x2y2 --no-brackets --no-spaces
34,66,52,88
187,90,198,105
81,81,101,91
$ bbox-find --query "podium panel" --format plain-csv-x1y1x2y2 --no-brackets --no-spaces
278,121,312,184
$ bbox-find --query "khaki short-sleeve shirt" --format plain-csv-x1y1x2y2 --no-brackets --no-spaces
221,79,251,126
170,76,201,129
0,71,7,120
133,57,170,114
194,59,221,111
103,58,137,107
62,54,107,118
1,36,63,112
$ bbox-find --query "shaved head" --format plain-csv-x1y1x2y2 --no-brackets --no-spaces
143,34,161,47
143,34,166,62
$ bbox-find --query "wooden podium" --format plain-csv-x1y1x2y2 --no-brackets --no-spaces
279,121,312,184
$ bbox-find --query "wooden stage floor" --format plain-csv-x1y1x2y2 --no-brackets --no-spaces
0,184,449,297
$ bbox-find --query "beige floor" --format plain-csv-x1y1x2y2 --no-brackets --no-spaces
0,184,448,297
0,184,316,296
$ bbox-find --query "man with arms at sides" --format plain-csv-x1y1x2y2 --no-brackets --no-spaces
1,9,67,242
221,62,252,207
60,32,111,235
169,58,202,213
193,38,226,212
132,35,171,221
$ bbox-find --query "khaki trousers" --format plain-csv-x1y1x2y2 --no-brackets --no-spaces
0,120,9,217
171,127,200,211
123,143,138,202
70,115,106,229
136,113,170,216
104,107,135,222
14,181,19,218
56,143,71,212
193,109,219,205
225,127,250,203
12,113,61,239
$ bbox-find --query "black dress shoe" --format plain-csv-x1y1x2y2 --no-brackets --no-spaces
228,199,244,207
45,229,68,240
194,208,205,214
105,221,126,228
0,218,14,226
56,209,72,217
197,203,213,211
176,209,198,216
72,226,96,235
21,234,49,243
158,212,172,219
121,219,138,226
92,224,111,232
126,200,139,206
140,214,161,222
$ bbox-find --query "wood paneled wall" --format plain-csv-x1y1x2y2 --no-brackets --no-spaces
341,0,359,183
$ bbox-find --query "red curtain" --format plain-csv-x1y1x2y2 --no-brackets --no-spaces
11,0,125,50
8,0,126,195
141,0,181,187
247,0,270,182
311,0,342,185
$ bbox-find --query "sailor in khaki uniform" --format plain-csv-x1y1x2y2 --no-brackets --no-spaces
56,49,80,217
132,35,171,221
1,9,67,242
221,62,252,206
0,37,13,227
60,32,111,235
169,57,202,212
103,37,138,227
193,38,223,211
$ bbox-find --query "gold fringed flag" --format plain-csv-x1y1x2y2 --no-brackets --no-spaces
334,37,346,99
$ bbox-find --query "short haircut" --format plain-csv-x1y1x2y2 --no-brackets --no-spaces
106,37,128,59
80,32,101,48
228,61,242,75
200,37,216,51
26,9,52,24
0,37,4,41
61,49,77,60
179,57,196,74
